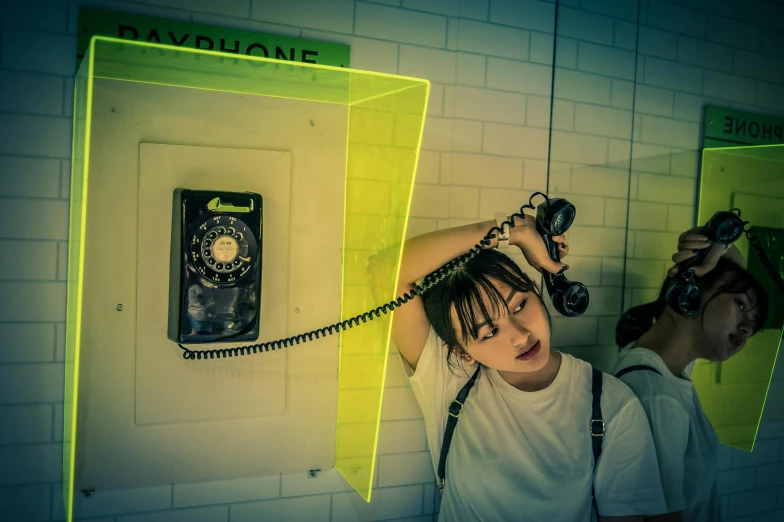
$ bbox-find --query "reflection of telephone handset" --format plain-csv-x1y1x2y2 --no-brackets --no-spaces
178,192,586,360
666,208,784,316
169,189,263,345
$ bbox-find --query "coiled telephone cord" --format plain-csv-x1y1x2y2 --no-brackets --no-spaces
178,193,548,360
744,231,784,293
728,208,784,294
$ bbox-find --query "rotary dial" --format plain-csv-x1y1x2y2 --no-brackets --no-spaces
188,215,257,285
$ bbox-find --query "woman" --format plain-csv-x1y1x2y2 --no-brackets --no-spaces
372,209,669,521
614,228,769,522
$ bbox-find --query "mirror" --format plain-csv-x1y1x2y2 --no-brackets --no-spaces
690,144,784,451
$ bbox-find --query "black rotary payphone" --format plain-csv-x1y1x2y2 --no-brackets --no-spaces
168,189,263,344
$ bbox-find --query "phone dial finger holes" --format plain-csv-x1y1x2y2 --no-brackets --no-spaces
189,215,258,284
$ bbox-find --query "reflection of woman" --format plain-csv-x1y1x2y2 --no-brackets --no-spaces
614,229,769,522
370,211,667,521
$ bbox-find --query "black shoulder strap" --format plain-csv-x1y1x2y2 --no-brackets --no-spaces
590,367,604,517
613,365,662,379
438,364,481,494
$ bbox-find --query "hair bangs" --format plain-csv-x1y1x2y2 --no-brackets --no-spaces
453,273,506,345
701,260,770,334
487,260,536,295
716,273,769,333
452,262,539,345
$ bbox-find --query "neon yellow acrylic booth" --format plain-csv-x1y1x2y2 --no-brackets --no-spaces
64,36,429,520
691,144,784,451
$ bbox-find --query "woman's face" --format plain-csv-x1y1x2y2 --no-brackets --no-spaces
448,279,552,372
697,284,758,362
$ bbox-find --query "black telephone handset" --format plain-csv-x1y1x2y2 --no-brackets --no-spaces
177,192,587,360
666,208,784,316
536,197,590,317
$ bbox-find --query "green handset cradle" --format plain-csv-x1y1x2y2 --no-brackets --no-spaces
746,226,784,330
176,192,587,360
168,189,263,344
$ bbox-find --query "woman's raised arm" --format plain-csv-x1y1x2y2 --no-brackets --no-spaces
367,219,500,371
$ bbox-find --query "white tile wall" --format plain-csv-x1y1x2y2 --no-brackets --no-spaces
577,41,636,80
0,484,52,522
486,57,552,95
453,85,526,123
404,0,460,17
455,18,529,60
458,0,488,20
488,0,555,33
1,0,783,521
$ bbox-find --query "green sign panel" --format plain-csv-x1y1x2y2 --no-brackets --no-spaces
704,105,784,149
77,7,351,69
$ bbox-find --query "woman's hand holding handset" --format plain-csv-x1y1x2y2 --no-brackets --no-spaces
667,227,745,278
506,213,570,275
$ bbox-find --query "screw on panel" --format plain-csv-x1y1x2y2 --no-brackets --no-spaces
294,306,302,313
81,489,95,498
308,469,321,478
116,304,124,311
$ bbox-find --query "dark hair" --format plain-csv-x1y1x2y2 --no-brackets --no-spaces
421,248,552,374
616,257,769,349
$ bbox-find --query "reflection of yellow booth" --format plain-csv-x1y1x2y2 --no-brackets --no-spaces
64,36,429,521
693,144,784,451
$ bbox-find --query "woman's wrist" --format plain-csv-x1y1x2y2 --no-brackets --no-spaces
723,243,746,268
495,213,510,249
508,214,527,250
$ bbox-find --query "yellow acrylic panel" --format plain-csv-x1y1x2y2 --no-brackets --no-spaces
64,36,428,520
63,47,91,522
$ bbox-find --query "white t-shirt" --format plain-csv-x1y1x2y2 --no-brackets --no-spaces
400,328,668,522
614,345,720,522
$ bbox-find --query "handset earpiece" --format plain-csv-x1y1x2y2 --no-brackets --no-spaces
535,197,589,317
665,210,745,316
